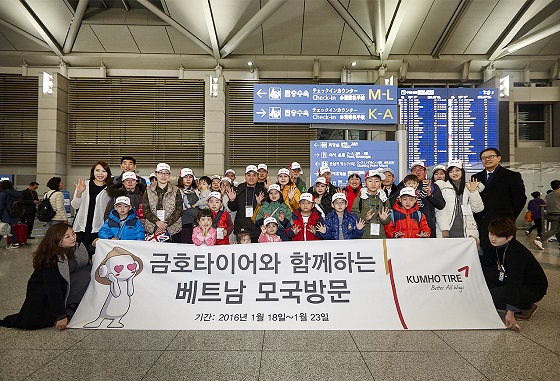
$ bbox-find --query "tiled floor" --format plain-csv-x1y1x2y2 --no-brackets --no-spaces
1,227,558,381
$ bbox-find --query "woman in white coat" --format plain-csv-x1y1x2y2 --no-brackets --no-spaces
435,159,484,238
71,161,112,248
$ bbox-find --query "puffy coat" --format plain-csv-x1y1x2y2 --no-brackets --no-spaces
211,208,233,245
350,189,391,238
44,190,67,222
104,182,146,220
344,185,361,213
255,200,292,224
384,201,431,238
98,209,145,241
286,208,323,241
319,209,364,240
281,184,301,211
0,188,22,224
435,180,484,238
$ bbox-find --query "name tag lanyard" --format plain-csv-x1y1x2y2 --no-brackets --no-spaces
245,186,255,217
495,242,509,282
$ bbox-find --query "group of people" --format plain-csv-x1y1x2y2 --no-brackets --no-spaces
0,148,554,332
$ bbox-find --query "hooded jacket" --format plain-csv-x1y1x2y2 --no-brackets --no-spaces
98,209,145,241
0,188,22,224
286,207,323,241
104,182,146,220
320,209,364,240
384,201,430,238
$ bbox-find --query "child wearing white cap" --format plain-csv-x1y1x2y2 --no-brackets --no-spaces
207,191,234,245
286,193,324,241
258,217,282,243
255,184,292,240
384,187,430,238
316,193,365,240
97,196,145,242
350,170,392,239
178,168,199,244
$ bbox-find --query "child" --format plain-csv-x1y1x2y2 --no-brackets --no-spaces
97,196,145,241
350,170,391,239
210,175,222,192
194,175,211,209
286,193,324,241
384,187,430,238
237,229,252,244
312,177,332,218
255,184,291,240
192,209,217,246
207,191,233,245
317,193,365,240
258,217,282,243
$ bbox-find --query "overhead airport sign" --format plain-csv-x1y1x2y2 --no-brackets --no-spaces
253,84,397,125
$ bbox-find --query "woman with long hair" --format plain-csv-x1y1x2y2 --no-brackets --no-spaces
0,223,91,330
71,161,112,247
277,168,300,211
177,168,199,244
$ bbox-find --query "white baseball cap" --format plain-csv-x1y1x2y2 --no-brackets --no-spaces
180,168,194,177
365,169,385,181
121,172,138,181
245,165,257,174
220,177,232,184
257,164,268,171
432,164,447,174
314,177,327,185
114,196,131,206
299,193,314,203
447,159,464,169
263,216,278,226
156,163,171,173
268,184,281,193
290,162,303,174
319,165,331,175
331,192,347,204
399,187,417,198
210,175,221,180
278,168,290,176
410,161,426,170
225,169,235,175
208,191,222,201
382,167,395,176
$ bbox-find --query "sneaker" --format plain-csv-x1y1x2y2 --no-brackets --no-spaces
515,304,538,320
5,244,19,249
533,239,544,250
525,230,530,236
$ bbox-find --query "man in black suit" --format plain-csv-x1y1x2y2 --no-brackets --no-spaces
473,148,526,265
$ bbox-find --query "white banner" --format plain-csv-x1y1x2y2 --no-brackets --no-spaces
69,238,504,330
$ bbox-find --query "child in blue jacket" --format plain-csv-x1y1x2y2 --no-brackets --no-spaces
317,193,365,240
97,196,145,242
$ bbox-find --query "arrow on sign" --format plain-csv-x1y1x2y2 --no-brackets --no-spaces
313,142,319,147
256,89,266,98
457,266,469,278
314,161,320,167
256,108,266,117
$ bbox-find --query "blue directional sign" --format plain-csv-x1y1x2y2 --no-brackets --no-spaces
310,140,399,188
254,104,397,124
253,84,398,125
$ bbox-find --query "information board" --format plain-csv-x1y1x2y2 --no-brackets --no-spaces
254,84,398,125
398,88,498,169
310,140,398,187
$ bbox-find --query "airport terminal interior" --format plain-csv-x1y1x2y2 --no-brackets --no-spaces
1,0,560,379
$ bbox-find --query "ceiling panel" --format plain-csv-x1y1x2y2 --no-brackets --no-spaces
26,0,73,46
166,27,210,55
211,0,256,45
410,0,460,54
0,31,15,50
390,0,433,54
129,25,174,53
537,32,560,55
338,0,374,56
301,0,345,55
90,25,140,53
165,0,210,47
73,25,105,52
0,26,51,51
0,2,43,39
262,0,304,55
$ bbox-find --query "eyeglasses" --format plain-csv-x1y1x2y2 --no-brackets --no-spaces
157,171,171,176
481,154,497,161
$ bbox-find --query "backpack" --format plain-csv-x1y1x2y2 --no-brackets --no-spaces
6,194,26,218
36,191,58,222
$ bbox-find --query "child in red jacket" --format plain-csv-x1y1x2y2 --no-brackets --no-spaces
384,187,430,238
286,193,324,241
208,191,233,245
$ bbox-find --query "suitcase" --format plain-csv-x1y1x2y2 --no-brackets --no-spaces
6,223,28,245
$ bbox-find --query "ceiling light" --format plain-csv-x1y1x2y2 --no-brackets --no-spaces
351,61,357,67
247,61,253,67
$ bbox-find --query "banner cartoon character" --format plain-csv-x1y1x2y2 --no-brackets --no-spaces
84,247,143,328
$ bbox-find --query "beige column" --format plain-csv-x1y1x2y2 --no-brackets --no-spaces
203,75,226,176
36,73,69,194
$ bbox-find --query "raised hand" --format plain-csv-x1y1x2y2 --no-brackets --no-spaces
288,187,297,201
365,209,375,221
255,191,265,205
316,222,327,234
291,225,301,235
466,178,480,192
308,225,317,234
74,178,86,195
356,218,366,230
417,231,430,238
226,187,237,201
378,207,390,220
394,231,403,238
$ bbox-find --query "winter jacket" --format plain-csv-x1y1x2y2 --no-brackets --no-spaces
527,197,546,219
211,208,233,245
192,225,217,246
44,190,67,222
319,209,364,240
98,209,145,241
181,187,199,225
104,182,146,220
286,208,323,241
350,189,391,238
258,233,282,243
228,182,266,240
344,185,362,213
0,188,22,224
71,180,111,234
294,177,307,194
435,180,484,238
142,182,183,235
281,184,301,211
255,200,293,224
313,193,332,218
384,201,430,238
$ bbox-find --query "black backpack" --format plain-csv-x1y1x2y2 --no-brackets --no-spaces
6,193,26,218
36,191,58,222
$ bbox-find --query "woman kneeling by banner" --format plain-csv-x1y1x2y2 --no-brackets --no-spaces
483,217,548,332
0,223,91,330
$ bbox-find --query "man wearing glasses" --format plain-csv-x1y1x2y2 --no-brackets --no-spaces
473,148,526,264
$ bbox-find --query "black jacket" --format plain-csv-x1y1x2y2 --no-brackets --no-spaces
21,188,38,214
228,182,266,239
